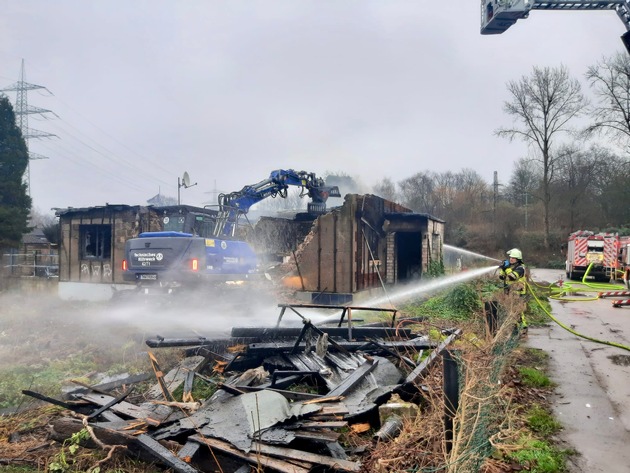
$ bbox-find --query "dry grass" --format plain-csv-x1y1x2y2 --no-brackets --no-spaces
359,292,527,473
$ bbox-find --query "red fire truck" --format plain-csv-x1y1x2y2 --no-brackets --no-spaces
617,236,630,288
565,231,620,282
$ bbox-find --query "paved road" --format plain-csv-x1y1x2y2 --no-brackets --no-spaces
527,268,630,473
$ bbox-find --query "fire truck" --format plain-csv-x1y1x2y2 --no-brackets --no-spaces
617,236,630,288
565,231,621,282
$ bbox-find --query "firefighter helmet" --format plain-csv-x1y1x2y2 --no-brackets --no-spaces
507,248,523,260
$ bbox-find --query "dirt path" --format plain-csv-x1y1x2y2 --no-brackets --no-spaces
527,268,630,473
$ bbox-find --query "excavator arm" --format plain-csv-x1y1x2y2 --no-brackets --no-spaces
218,169,340,214
214,169,341,237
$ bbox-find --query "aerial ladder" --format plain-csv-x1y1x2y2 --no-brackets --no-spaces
480,0,630,52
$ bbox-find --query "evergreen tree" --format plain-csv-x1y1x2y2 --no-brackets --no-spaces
0,95,32,248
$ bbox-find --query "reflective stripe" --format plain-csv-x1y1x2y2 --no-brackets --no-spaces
503,264,526,295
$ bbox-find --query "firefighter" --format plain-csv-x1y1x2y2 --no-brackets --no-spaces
498,248,528,331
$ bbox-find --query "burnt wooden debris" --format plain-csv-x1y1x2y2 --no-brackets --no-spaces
27,304,460,472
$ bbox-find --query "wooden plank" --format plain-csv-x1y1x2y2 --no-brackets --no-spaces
22,390,83,410
80,393,168,425
303,396,345,405
87,387,133,419
136,434,200,473
92,419,148,433
292,429,341,442
100,410,124,422
308,405,349,416
307,415,345,422
67,372,152,397
147,352,174,401
292,420,348,429
189,436,311,473
251,441,361,472
327,359,378,398
177,441,201,462
403,330,461,384
146,355,207,401
182,370,195,402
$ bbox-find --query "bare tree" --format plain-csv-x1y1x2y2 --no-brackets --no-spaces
497,65,587,248
553,144,604,231
590,152,630,226
432,171,458,217
506,157,541,209
585,51,630,150
399,172,437,214
372,177,398,202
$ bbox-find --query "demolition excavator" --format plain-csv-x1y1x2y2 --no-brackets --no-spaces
122,169,340,293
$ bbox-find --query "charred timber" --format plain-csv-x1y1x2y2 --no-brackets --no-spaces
145,337,255,348
242,338,433,356
230,326,413,340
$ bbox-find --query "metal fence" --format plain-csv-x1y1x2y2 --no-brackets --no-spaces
2,251,59,278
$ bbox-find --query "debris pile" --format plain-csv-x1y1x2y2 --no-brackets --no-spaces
24,304,461,472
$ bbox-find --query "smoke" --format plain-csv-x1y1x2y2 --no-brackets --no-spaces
103,284,284,338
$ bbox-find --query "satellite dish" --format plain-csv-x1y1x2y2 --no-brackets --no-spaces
182,172,191,187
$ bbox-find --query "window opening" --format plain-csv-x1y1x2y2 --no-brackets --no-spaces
80,225,112,260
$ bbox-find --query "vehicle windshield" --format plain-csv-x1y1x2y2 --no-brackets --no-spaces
163,214,187,232
191,214,215,238
160,211,217,237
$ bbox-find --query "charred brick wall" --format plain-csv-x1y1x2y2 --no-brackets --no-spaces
248,217,315,263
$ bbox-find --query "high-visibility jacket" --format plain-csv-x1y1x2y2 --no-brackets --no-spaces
500,263,526,295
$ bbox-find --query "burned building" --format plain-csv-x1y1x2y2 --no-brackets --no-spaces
253,194,445,304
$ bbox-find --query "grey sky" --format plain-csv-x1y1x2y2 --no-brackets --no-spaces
0,1,622,215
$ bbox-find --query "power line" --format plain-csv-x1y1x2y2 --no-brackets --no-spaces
0,59,57,195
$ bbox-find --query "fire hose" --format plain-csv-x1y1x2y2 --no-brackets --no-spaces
524,270,630,353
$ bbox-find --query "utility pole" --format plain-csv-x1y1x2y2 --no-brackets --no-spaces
1,59,57,196
523,192,528,229
493,171,498,237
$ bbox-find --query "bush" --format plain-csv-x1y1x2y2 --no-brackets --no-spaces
443,283,482,314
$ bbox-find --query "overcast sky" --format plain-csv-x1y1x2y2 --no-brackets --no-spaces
0,1,623,215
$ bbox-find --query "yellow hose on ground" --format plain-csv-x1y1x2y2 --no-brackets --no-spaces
525,280,630,352
531,263,625,301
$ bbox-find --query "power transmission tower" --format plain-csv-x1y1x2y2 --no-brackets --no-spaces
1,59,57,196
